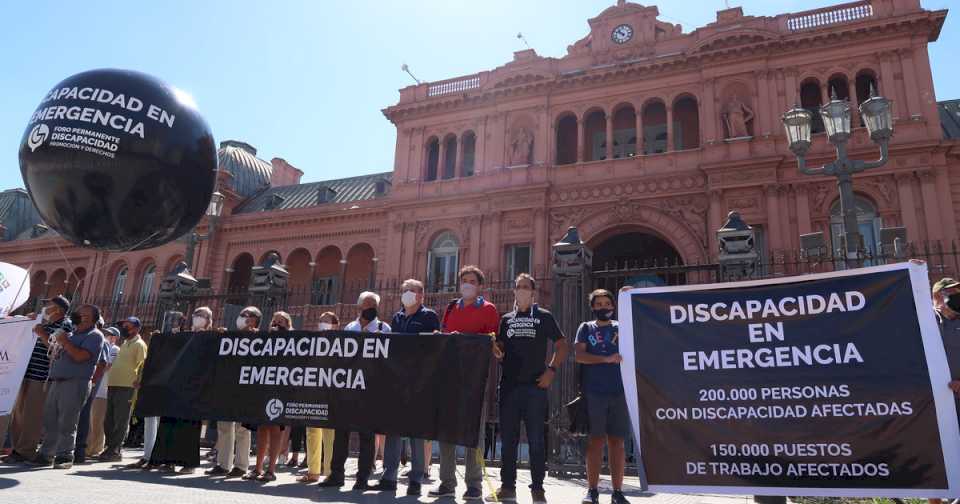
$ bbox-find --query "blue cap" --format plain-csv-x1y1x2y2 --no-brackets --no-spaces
126,316,142,328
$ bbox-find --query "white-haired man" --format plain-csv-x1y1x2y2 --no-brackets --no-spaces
319,291,391,492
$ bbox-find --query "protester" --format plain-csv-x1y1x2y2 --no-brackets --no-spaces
244,311,293,482
319,292,390,491
575,289,630,504
431,265,500,501
73,316,113,464
29,304,105,469
100,316,147,463
300,312,338,483
150,310,208,474
489,273,568,504
372,279,439,496
207,307,258,478
2,296,72,464
86,326,119,459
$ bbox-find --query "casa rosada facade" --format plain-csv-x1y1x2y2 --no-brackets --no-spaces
0,0,956,322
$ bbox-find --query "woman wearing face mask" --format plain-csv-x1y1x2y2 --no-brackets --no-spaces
209,307,259,479
149,307,213,474
245,311,292,482
299,312,338,483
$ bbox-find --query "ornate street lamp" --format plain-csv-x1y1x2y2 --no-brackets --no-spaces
782,86,894,265
184,191,225,272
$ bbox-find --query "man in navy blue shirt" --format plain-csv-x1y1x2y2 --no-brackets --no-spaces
371,279,440,497
575,289,630,504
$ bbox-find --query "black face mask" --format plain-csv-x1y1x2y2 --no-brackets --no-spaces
946,294,960,313
118,325,130,338
593,309,614,322
69,312,82,326
361,307,378,321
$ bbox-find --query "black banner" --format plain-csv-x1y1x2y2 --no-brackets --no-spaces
135,330,491,447
621,264,960,497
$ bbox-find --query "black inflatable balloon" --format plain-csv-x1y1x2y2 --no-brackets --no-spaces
18,69,216,251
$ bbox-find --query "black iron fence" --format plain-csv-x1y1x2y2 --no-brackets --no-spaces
15,241,958,476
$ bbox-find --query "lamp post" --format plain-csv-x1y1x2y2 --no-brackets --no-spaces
782,87,893,266
184,191,225,272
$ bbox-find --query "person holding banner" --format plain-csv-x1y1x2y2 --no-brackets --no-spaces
574,289,630,504
489,273,568,504
431,265,500,501
207,306,259,478
319,291,390,492
300,312,339,484
2,295,72,464
371,278,439,496
86,327,120,459
101,317,148,464
30,304,105,469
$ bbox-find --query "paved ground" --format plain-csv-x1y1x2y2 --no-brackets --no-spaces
0,448,754,504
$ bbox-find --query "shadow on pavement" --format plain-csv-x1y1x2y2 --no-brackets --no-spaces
0,476,20,490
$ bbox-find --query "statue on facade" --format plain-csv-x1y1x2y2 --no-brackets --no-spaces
509,127,534,165
723,94,754,139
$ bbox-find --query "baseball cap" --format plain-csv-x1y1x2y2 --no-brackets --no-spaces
41,295,70,313
125,316,142,328
104,326,121,338
933,277,960,294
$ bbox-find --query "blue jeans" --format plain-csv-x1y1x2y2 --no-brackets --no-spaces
499,384,548,490
383,435,424,483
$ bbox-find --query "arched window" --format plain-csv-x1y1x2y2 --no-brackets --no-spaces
427,232,459,292
672,96,700,150
461,132,476,177
425,138,439,181
442,135,457,179
641,101,668,154
555,114,578,165
138,264,156,303
112,267,128,305
830,196,881,258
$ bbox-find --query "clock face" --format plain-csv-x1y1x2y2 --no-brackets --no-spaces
611,24,633,44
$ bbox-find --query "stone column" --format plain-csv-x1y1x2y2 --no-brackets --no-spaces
918,170,944,242
533,208,546,274
438,139,447,179
605,113,614,160
755,71,770,136
488,211,503,272
456,135,465,177
765,185,783,250
476,118,487,175
784,69,798,107
794,184,812,235
707,189,724,257
895,172,921,239
576,117,585,163
666,106,674,152
878,52,899,119
846,79,861,128
702,80,717,143
634,104,644,154
898,48,922,119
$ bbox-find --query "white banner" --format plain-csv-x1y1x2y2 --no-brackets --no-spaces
0,262,30,317
0,318,40,415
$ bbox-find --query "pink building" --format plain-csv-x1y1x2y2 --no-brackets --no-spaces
0,0,955,325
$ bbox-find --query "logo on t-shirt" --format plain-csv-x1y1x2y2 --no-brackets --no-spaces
505,315,540,339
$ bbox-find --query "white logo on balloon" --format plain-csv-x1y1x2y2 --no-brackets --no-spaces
27,124,49,152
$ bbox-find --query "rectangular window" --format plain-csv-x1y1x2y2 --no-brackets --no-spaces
505,244,531,281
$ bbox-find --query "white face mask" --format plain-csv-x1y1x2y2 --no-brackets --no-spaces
236,316,248,330
460,283,477,299
401,290,418,308
318,322,334,331
514,289,534,306
192,316,208,330
40,307,51,322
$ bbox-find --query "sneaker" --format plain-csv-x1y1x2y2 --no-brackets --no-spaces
205,465,229,476
27,455,54,467
123,459,147,469
611,490,630,504
53,457,74,469
486,487,517,502
1,451,25,464
582,487,600,504
241,470,261,480
463,487,483,500
318,476,345,488
371,479,397,492
531,487,547,504
352,480,371,491
100,451,123,463
406,481,422,496
225,467,246,478
257,471,277,482
429,484,456,497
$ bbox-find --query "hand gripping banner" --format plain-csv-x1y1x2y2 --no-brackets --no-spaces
619,262,960,498
135,330,491,447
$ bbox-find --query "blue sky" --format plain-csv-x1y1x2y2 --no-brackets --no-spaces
1,0,956,190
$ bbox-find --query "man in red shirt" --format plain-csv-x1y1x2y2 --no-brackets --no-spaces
429,265,500,501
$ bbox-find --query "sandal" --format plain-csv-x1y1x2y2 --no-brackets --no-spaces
241,470,261,480
297,473,320,483
257,471,277,482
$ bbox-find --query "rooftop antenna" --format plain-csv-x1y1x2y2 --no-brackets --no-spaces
517,32,530,49
401,63,422,85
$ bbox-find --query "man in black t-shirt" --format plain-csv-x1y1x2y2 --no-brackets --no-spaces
490,273,568,504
